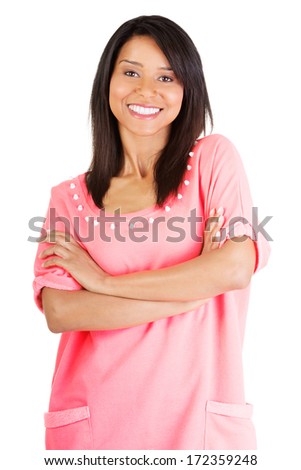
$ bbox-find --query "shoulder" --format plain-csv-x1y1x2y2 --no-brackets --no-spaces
194,133,239,156
51,172,86,192
49,173,88,212
194,133,242,170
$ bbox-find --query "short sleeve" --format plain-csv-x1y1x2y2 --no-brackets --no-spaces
198,134,271,273
33,185,82,312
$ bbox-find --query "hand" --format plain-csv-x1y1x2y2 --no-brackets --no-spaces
202,207,224,254
39,230,109,293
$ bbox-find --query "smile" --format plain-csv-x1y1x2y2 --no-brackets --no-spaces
128,104,161,116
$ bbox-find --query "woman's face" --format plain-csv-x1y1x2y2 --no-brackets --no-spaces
109,35,184,140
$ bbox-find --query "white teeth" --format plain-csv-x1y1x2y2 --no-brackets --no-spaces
128,104,161,115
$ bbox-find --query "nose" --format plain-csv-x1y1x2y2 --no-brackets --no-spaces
136,77,157,98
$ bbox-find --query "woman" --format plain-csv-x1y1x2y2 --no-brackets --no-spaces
33,15,270,450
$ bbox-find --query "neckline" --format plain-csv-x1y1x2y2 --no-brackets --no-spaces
78,174,170,218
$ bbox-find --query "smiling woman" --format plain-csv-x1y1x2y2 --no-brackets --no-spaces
105,35,184,211
33,15,270,451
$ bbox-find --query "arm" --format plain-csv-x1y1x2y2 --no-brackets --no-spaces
42,288,209,333
40,214,255,304
101,236,256,302
39,216,221,332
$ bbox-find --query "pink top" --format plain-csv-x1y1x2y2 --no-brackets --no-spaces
33,134,270,450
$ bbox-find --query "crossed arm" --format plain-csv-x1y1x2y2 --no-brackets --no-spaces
40,209,256,332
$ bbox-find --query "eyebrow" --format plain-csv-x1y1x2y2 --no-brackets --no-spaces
119,59,173,71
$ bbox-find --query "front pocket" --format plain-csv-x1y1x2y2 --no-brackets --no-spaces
44,406,93,450
204,401,257,450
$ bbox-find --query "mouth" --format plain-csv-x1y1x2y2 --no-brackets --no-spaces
128,104,162,117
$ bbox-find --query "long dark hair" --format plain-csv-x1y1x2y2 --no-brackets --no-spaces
87,15,213,208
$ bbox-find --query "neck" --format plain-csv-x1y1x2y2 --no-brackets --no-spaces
119,128,169,178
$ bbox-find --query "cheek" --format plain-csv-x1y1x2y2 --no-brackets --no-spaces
109,79,127,110
109,84,118,109
169,88,184,115
110,76,132,98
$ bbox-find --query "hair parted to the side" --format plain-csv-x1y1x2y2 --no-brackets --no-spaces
87,15,213,208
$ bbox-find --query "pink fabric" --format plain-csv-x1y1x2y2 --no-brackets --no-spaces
44,406,90,428
33,134,270,449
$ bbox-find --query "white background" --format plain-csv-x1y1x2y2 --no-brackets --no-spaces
1,0,300,468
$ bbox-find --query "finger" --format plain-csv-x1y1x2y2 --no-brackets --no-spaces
39,244,69,259
205,215,219,231
203,209,217,249
206,216,221,239
208,206,223,221
204,209,224,246
202,207,225,254
212,215,224,242
44,230,75,244
212,207,224,242
42,256,66,269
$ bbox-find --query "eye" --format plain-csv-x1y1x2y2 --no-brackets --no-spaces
158,75,173,83
125,70,139,78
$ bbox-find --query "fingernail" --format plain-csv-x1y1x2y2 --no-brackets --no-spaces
218,215,224,225
209,208,215,216
215,231,221,238
217,207,224,215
